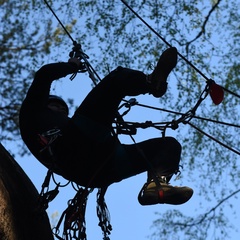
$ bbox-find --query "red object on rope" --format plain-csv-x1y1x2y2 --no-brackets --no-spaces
210,82,224,105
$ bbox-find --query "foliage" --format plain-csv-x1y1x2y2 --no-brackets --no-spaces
0,0,239,239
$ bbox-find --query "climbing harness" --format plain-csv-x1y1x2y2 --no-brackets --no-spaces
38,1,240,240
39,128,62,154
36,123,112,239
37,124,112,239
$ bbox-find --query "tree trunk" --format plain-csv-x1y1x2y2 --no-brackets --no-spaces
0,143,54,240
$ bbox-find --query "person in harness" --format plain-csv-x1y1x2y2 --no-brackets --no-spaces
19,47,193,205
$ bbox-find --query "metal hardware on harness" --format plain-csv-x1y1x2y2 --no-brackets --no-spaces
171,81,210,127
39,128,62,155
69,41,100,85
38,170,60,211
115,98,138,135
51,186,112,240
69,42,89,75
96,187,112,240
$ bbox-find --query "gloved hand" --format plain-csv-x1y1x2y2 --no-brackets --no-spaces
68,57,82,68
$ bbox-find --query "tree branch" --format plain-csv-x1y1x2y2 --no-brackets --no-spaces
186,0,222,50
176,188,240,228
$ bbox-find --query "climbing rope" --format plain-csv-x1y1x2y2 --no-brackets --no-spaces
115,80,240,155
120,0,232,93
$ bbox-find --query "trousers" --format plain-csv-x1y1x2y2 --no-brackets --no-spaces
56,67,181,187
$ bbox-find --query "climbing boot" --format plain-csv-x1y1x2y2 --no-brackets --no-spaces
147,47,178,97
138,178,193,206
